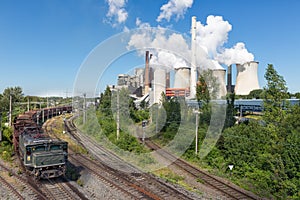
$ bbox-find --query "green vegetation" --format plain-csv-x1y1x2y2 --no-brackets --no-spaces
156,168,184,184
77,179,84,187
149,66,300,199
76,86,155,168
184,64,299,199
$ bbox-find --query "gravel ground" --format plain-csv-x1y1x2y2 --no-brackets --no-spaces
0,158,40,200
166,163,230,200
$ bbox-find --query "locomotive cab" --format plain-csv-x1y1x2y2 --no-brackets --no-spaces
19,133,68,178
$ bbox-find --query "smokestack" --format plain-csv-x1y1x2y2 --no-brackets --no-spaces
227,64,233,93
235,61,260,95
144,51,150,94
166,72,170,88
190,16,197,98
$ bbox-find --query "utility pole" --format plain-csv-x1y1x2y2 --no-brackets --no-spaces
142,120,147,144
156,106,158,134
193,109,201,154
47,96,49,108
42,108,45,123
27,97,30,112
9,94,12,127
116,89,120,140
83,93,86,124
0,111,2,141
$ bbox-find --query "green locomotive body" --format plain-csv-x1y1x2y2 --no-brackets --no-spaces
19,129,68,179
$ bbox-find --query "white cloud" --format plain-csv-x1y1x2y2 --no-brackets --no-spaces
127,25,190,70
127,15,254,70
106,0,128,26
195,16,254,66
196,15,232,56
216,42,254,65
157,0,193,22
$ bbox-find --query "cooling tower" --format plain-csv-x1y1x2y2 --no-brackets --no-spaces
153,68,166,104
235,61,260,95
174,67,190,88
212,69,227,99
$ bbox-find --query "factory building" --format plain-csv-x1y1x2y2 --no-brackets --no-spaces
116,68,145,97
117,17,260,105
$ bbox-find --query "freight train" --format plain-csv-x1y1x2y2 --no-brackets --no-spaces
13,106,72,179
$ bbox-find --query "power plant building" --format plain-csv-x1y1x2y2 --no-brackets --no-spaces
116,16,260,104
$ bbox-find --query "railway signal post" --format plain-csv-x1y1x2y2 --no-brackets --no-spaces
228,164,234,177
142,120,147,144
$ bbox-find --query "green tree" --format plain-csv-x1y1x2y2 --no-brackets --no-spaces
247,89,264,99
294,92,300,99
224,93,236,129
0,86,24,112
263,64,289,125
99,86,112,117
196,70,220,125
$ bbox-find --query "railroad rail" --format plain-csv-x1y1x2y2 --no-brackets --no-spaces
69,153,156,199
65,116,198,200
144,139,262,200
40,178,84,200
0,162,47,200
0,173,24,200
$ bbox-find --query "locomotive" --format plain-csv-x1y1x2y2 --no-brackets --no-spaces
13,106,72,179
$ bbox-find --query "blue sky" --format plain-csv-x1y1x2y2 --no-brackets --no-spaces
0,0,299,96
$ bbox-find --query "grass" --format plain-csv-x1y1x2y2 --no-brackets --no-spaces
154,168,184,184
77,179,84,187
153,168,204,195
44,114,88,154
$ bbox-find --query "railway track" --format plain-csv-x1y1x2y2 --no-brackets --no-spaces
0,162,46,200
144,139,262,200
0,172,24,200
65,116,198,200
69,153,155,199
40,178,84,200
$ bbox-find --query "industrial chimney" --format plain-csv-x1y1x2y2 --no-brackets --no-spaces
235,61,260,95
166,71,170,88
227,65,233,93
190,16,197,98
144,51,150,94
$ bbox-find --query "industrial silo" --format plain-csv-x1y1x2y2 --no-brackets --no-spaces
235,61,260,95
153,68,166,104
212,69,227,99
174,67,190,88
